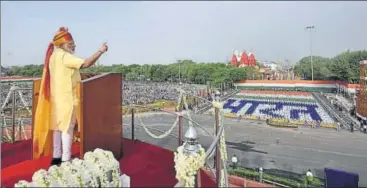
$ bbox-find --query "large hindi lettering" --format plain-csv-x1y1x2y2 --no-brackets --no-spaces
223,99,326,122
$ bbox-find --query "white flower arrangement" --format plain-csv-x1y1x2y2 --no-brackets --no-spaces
91,148,122,187
48,165,69,187
14,148,124,188
174,145,206,187
14,180,32,188
84,151,109,187
71,158,99,187
32,169,52,187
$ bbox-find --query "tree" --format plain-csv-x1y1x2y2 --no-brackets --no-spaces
294,50,367,82
328,50,367,83
9,50,367,84
294,56,331,80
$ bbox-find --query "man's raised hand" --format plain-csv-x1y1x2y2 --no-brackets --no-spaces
99,42,108,53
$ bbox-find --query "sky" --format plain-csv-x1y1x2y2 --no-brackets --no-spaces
1,1,367,66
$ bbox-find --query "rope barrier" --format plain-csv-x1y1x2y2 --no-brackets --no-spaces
133,90,183,139
136,107,180,139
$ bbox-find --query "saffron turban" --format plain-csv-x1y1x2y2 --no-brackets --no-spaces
52,27,74,47
43,27,74,100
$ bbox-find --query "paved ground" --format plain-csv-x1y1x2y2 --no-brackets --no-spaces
123,112,367,186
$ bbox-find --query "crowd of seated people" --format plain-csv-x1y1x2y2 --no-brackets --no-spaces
123,81,207,105
123,81,237,114
1,83,33,113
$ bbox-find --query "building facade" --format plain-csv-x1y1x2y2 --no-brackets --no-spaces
231,51,256,67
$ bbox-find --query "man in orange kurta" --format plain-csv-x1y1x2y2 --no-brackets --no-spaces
33,27,108,166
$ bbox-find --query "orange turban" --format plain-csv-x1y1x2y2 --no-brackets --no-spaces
52,27,74,47
43,27,74,100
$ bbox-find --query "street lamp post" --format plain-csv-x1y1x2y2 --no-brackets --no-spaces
305,26,315,81
178,60,181,84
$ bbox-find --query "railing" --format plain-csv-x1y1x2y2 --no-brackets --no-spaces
195,89,239,114
1,86,33,143
312,92,352,130
335,94,353,111
124,88,230,187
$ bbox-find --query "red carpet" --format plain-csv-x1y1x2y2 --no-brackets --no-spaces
1,138,216,187
2,139,33,169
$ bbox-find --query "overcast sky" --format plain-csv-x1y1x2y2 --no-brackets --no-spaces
1,1,366,66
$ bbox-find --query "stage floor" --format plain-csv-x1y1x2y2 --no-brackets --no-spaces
1,138,216,187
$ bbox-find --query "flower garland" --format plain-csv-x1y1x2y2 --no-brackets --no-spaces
218,107,228,187
173,87,208,187
174,145,206,187
136,92,182,139
220,169,226,188
173,92,229,187
137,111,180,139
218,110,227,162
14,148,123,188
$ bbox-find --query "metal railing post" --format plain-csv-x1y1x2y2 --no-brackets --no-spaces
131,108,135,142
178,105,183,146
11,90,16,143
178,115,183,146
18,117,22,141
215,107,221,187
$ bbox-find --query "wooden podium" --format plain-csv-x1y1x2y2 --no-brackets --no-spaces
32,72,123,160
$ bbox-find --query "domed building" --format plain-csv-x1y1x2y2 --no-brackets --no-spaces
248,52,256,66
239,52,249,67
230,50,257,67
231,54,238,67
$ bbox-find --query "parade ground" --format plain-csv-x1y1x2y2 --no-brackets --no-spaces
123,113,367,186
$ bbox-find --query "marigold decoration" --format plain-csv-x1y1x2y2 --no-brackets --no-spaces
218,106,228,187
174,145,206,187
172,88,229,187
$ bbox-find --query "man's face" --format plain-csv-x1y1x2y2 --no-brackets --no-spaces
62,40,76,54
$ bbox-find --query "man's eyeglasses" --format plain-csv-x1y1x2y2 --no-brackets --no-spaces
66,42,76,47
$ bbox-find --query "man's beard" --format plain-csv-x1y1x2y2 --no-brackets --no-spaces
68,48,75,54
62,47,75,54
